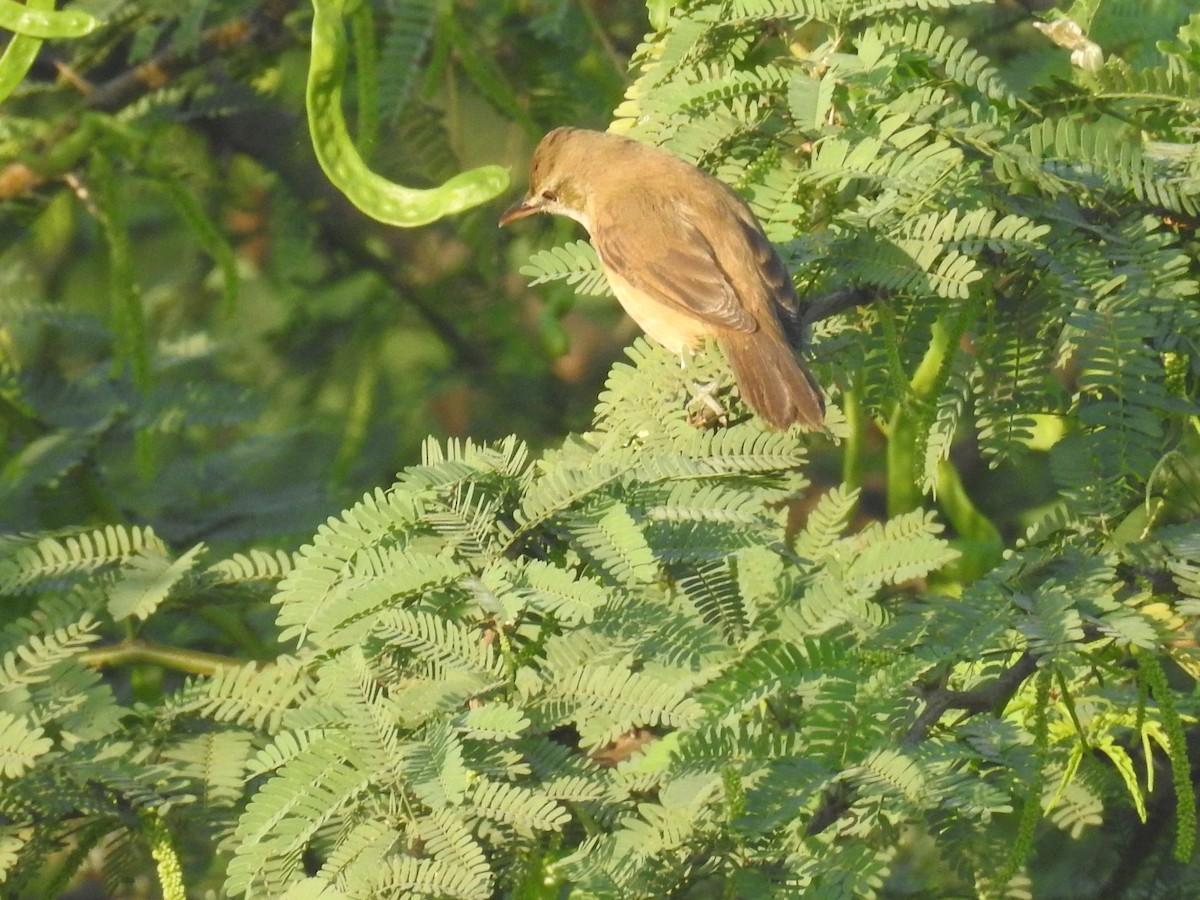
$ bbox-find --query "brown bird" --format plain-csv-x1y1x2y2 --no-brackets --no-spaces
499,127,824,431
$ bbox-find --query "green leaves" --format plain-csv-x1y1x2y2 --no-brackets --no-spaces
108,543,206,622
204,328,1026,896
0,525,166,594
520,240,610,295
0,710,52,778
1,0,1198,896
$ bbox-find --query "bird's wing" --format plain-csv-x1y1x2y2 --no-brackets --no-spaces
730,203,804,347
591,198,757,333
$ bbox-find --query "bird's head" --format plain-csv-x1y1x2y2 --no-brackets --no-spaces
499,127,616,230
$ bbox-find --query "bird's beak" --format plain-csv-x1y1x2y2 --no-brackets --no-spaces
499,197,540,227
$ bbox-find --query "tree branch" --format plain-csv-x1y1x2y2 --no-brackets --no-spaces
84,1,295,113
79,638,244,676
807,651,1040,836
801,284,876,329
902,651,1039,745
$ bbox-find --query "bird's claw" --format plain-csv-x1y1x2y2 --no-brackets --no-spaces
687,379,729,428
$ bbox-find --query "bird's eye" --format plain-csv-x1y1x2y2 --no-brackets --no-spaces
541,189,558,202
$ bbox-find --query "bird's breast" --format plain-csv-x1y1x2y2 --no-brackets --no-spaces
602,263,715,353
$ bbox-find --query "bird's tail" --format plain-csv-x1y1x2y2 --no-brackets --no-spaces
718,330,825,431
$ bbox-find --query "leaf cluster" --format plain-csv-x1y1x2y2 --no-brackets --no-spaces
1,0,1200,898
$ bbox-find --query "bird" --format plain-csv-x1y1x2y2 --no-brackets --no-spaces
499,126,825,431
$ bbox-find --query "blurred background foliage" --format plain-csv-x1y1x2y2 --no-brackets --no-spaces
0,0,647,551
3,0,1136,558
5,0,1185,550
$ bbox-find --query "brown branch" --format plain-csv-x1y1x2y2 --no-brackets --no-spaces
801,284,876,330
807,651,1040,836
85,1,296,113
902,651,1039,745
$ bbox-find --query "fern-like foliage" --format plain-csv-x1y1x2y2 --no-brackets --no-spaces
519,239,610,296
590,0,1200,542
485,0,1199,894
377,0,438,123
0,526,299,895
136,329,1187,897
2,1,1199,898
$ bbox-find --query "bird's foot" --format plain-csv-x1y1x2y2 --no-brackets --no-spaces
687,380,729,429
